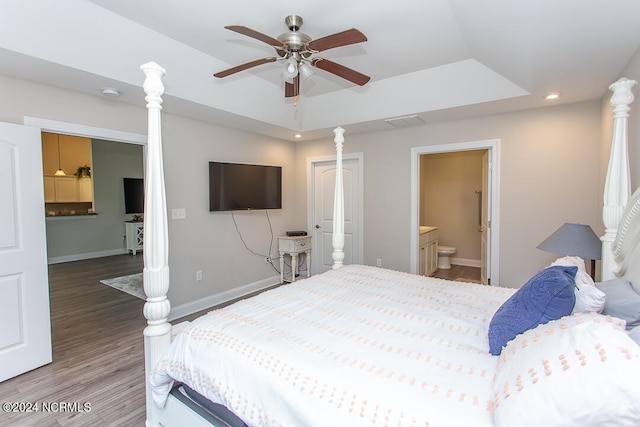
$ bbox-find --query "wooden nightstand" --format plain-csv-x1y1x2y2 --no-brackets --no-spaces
278,235,311,283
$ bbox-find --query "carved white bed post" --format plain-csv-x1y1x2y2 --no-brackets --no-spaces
332,126,345,269
141,62,171,427
601,77,636,280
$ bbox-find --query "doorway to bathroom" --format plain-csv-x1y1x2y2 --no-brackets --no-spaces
410,139,500,286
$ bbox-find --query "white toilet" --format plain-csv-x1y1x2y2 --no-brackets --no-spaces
437,246,457,269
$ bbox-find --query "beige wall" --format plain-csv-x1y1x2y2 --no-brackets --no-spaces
420,150,484,264
295,101,603,288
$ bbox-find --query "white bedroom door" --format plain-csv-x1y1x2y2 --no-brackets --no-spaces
0,122,52,382
311,156,362,274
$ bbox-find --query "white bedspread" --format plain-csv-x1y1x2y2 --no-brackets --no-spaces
151,265,515,427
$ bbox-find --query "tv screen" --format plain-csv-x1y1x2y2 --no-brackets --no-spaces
209,162,282,211
123,178,144,214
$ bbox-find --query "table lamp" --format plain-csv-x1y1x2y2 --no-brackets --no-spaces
536,223,602,279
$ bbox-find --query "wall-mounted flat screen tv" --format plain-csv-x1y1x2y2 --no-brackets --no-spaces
123,178,144,214
209,162,282,211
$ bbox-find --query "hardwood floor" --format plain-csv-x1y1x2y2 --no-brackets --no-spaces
430,264,482,283
0,254,147,427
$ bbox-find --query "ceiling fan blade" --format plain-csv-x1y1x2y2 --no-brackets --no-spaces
213,57,277,78
307,28,367,52
284,74,300,98
311,58,370,86
225,25,284,47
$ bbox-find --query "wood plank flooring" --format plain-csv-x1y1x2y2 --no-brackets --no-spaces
0,254,147,427
431,264,482,283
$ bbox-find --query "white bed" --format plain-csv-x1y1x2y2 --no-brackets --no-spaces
139,64,640,427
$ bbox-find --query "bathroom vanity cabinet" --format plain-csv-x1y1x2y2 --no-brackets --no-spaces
419,226,438,276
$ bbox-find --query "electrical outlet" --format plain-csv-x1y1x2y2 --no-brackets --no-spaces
264,257,270,264
196,270,202,281
376,258,382,267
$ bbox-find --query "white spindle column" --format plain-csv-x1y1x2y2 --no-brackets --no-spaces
601,77,636,280
332,127,345,269
140,62,171,427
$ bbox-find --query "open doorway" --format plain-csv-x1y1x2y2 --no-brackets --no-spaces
26,118,147,264
410,139,500,285
420,150,485,282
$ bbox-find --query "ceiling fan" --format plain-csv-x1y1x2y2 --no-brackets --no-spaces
214,15,370,100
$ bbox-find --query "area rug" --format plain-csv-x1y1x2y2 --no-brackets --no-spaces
100,273,145,300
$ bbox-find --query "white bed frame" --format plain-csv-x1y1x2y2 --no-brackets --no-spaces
139,62,639,426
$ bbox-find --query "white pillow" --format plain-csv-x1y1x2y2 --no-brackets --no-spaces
550,255,587,271
492,312,640,427
550,256,605,313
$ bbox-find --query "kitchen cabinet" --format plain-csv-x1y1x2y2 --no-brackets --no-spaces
77,177,93,202
43,175,93,203
44,176,78,202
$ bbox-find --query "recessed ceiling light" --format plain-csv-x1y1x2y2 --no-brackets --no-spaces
294,134,302,139
544,92,562,100
101,87,120,97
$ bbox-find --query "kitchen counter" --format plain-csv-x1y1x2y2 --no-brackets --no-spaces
46,212,97,218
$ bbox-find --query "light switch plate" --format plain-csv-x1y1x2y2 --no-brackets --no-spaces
171,208,186,219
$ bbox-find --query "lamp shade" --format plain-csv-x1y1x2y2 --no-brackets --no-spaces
536,223,602,260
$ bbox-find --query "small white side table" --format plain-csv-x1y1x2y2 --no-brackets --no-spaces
125,221,144,255
278,235,311,283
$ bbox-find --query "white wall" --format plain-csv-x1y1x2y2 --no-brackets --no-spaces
295,101,603,288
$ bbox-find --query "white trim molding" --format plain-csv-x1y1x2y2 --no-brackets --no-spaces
24,116,147,144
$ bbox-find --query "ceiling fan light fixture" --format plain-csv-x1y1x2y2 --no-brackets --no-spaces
282,57,299,80
281,58,299,83
298,62,314,80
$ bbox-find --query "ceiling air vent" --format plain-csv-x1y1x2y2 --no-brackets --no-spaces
383,114,425,128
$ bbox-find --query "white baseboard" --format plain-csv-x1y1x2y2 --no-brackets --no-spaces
450,257,482,268
169,275,281,321
48,248,128,264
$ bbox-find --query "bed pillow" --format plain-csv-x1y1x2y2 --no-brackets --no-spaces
595,279,640,330
492,313,640,427
549,256,605,313
488,265,577,355
629,325,640,347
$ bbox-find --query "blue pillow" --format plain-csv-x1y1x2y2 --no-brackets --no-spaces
488,265,577,355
